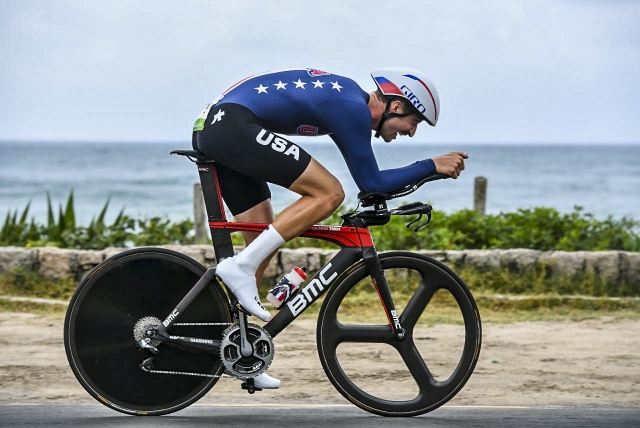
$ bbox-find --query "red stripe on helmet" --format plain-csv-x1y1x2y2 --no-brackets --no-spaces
375,77,404,96
405,75,438,122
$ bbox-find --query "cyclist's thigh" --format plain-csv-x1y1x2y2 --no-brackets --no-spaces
195,103,312,189
214,163,271,216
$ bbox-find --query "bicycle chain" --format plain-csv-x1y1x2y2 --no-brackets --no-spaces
172,322,233,326
139,321,237,379
140,365,235,379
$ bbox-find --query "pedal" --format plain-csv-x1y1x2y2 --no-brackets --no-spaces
241,381,263,394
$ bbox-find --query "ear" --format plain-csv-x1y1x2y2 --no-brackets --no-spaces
390,99,404,113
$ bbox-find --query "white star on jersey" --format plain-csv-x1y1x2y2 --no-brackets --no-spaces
293,79,307,89
254,84,268,94
274,81,287,90
312,80,324,88
331,81,343,92
211,109,225,124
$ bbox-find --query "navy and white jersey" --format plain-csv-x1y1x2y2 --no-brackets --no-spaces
208,68,436,193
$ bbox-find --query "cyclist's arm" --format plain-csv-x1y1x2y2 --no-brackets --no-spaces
320,100,436,193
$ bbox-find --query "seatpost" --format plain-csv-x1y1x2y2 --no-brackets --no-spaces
196,162,235,261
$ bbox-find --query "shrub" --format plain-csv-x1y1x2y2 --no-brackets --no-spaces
2,195,639,252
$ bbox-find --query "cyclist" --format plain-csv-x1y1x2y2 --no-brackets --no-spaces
192,67,467,389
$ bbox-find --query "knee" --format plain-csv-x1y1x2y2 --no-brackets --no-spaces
322,183,345,215
331,186,345,208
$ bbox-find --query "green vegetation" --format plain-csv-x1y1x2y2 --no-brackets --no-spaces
2,263,638,322
285,205,640,252
2,194,639,252
2,194,638,321
1,191,194,249
458,264,639,297
294,265,640,324
0,269,78,301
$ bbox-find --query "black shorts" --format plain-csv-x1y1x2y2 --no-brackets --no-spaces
192,103,312,215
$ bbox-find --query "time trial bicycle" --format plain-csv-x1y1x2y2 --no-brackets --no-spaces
64,149,482,417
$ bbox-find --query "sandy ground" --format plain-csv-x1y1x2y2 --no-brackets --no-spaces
0,312,638,407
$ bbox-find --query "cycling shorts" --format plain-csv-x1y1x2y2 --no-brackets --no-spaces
192,103,312,216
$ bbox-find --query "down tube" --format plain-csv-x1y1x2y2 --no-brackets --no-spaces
264,247,363,338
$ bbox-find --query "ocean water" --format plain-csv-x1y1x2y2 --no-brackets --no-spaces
1,141,639,225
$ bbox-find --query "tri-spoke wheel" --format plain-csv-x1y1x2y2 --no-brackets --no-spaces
317,251,481,417
64,248,232,415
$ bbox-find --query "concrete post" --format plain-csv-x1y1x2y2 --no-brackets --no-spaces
474,176,487,216
193,183,208,244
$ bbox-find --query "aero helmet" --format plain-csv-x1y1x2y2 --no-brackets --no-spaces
370,67,440,127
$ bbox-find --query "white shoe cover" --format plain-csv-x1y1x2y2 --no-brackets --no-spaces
253,372,281,389
216,257,272,322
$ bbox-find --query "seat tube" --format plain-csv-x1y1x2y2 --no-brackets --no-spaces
362,247,406,341
197,162,235,261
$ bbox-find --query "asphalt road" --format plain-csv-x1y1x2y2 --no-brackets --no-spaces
1,404,639,428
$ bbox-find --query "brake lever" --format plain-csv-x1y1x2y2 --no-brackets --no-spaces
414,210,432,231
405,209,432,232
406,213,422,230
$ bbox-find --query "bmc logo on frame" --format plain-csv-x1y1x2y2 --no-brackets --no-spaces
287,263,338,316
163,309,180,327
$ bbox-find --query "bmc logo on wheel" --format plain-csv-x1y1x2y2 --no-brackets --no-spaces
287,263,337,316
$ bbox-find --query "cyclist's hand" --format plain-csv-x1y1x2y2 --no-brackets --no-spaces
432,152,468,179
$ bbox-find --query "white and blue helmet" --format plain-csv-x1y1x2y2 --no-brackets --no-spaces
370,67,440,126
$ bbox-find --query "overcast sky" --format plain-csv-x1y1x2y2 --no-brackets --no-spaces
1,0,639,144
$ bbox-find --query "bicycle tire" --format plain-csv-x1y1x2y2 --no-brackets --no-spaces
64,247,232,415
317,251,481,417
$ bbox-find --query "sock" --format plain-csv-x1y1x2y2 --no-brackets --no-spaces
235,225,285,275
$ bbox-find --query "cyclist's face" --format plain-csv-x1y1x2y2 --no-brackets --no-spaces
380,111,422,143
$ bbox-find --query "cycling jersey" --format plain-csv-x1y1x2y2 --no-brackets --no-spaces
194,68,436,194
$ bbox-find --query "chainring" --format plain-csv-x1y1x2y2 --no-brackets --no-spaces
220,323,275,379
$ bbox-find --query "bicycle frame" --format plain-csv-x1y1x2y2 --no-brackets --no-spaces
154,160,407,348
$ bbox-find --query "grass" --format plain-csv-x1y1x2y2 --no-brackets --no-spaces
0,298,67,318
457,264,639,298
0,269,77,301
1,266,638,323
288,266,640,324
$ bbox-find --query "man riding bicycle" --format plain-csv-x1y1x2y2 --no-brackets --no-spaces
192,67,467,389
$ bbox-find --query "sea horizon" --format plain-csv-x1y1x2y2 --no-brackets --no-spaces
1,140,639,225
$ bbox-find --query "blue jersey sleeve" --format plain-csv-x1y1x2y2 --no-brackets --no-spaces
319,100,437,193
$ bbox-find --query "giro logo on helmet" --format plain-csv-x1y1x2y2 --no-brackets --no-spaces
400,85,427,115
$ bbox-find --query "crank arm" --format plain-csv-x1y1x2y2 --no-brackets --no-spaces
237,311,254,357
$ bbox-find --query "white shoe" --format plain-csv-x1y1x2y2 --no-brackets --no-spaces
253,372,281,389
216,257,272,322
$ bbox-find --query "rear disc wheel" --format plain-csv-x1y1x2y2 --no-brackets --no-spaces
64,248,231,415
